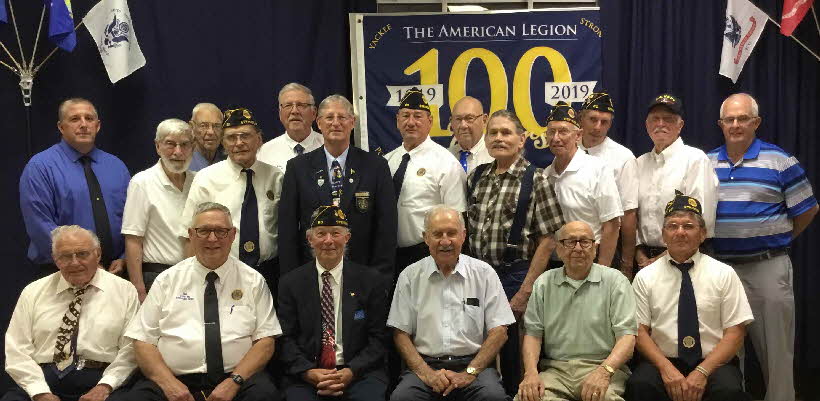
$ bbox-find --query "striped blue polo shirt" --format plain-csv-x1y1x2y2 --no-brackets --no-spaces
708,138,817,259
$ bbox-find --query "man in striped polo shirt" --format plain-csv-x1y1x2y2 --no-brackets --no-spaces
708,93,818,401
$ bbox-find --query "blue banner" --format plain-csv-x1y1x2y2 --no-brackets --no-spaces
44,0,76,51
351,8,602,167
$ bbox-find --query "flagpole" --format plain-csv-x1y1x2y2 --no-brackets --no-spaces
33,20,86,75
811,6,820,39
29,7,46,69
764,15,820,61
7,0,27,70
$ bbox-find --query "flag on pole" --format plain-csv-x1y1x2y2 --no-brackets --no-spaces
1,0,8,24
720,0,769,83
780,0,815,36
83,0,145,83
43,0,76,51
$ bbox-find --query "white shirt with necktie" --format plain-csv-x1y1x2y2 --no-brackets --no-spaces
316,260,345,365
258,130,324,173
448,135,494,175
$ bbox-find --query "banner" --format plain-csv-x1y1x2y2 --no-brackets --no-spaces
781,0,814,36
720,0,768,83
350,8,602,167
83,0,146,83
44,0,76,51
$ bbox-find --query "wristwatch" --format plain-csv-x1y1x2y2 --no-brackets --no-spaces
600,364,615,376
231,373,245,385
466,366,479,376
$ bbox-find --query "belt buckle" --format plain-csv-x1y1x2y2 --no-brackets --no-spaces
77,359,86,370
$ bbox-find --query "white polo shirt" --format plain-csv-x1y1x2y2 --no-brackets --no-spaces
257,130,324,172
580,137,638,210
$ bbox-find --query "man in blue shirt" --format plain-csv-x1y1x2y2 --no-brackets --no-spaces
20,98,131,277
188,102,226,172
708,93,818,401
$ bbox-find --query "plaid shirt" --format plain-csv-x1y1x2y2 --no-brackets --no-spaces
467,157,564,266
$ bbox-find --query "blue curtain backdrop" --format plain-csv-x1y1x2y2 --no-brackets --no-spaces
1,0,819,397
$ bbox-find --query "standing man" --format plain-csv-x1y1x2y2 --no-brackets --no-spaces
115,202,282,401
578,92,639,275
20,98,130,277
188,103,226,172
630,94,719,268
122,119,196,302
182,107,284,291
388,206,514,401
708,93,818,401
278,205,390,401
258,83,324,172
543,101,623,267
626,192,753,401
384,88,467,274
278,95,396,278
447,96,492,174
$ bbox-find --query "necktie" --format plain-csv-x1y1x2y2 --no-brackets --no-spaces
54,286,88,374
294,144,305,155
79,156,113,266
392,153,411,199
204,272,224,385
239,168,260,267
319,271,336,369
671,260,702,368
331,160,343,206
459,150,470,172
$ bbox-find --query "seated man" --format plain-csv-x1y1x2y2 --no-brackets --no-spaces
388,205,515,401
278,205,390,401
3,226,139,401
626,191,753,401
516,221,636,401
113,202,282,401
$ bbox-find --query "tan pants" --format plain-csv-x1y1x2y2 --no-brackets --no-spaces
514,359,628,401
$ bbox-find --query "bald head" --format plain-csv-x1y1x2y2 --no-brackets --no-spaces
556,221,596,272
557,221,594,241
451,96,488,151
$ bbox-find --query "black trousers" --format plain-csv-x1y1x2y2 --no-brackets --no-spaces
625,358,750,401
0,365,105,401
108,371,281,401
284,373,387,401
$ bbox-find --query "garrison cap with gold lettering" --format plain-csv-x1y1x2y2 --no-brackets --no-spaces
398,87,431,112
582,91,615,114
223,107,259,129
546,101,580,128
647,93,683,117
664,190,703,217
310,205,349,228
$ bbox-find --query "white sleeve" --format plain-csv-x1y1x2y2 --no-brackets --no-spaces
4,286,51,398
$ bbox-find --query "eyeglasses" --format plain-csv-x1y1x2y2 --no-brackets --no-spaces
663,222,699,232
161,140,193,150
558,239,594,249
451,114,485,125
193,227,232,239
195,122,222,131
55,249,94,264
280,102,314,112
320,114,352,124
545,127,578,137
718,115,758,125
223,132,256,144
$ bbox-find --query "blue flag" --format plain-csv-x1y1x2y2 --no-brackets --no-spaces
1,0,8,24
44,0,76,51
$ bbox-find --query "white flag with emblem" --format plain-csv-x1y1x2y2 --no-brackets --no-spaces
83,0,146,83
719,0,769,83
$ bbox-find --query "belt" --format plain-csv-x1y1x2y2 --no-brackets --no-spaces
639,245,667,259
142,262,172,273
720,248,789,265
421,354,475,362
42,359,109,370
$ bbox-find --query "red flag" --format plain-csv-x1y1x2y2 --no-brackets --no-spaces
781,0,815,36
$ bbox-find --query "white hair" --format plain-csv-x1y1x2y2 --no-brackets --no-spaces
317,94,354,117
51,225,100,255
155,118,194,143
423,205,465,231
190,103,223,121
278,82,315,105
191,202,233,227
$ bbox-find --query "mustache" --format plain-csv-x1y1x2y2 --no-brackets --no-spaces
438,245,455,252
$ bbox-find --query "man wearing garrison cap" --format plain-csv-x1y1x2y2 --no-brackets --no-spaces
278,205,390,401
181,107,284,292
384,87,466,275
578,92,639,277
626,191,753,401
543,101,623,267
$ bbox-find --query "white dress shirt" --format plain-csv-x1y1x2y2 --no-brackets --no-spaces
580,137,638,210
544,150,624,242
125,256,281,375
122,161,195,265
316,260,344,365
181,159,283,262
632,252,753,358
448,135,494,174
257,130,324,172
385,137,467,247
5,270,139,397
387,254,515,357
631,137,719,246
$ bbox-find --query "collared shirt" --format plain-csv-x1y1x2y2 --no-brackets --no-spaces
448,135,494,174
523,263,637,361
122,161,195,265
324,146,350,181
125,256,281,375
385,137,467,247
20,140,130,264
467,157,564,266
580,137,639,210
257,130,324,173
387,255,515,357
708,138,817,258
631,137,719,246
5,270,139,397
181,159,284,262
544,151,624,242
316,260,345,365
633,252,754,358
189,148,227,172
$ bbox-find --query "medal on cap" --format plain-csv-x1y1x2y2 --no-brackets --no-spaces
243,241,255,252
317,178,325,187
417,168,426,176
682,335,696,348
232,289,243,300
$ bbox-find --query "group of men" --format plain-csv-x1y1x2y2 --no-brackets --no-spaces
6,82,816,401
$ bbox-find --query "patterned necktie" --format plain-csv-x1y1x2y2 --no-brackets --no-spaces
392,153,411,199
459,150,470,172
319,271,336,369
671,260,702,368
239,168,260,267
204,271,224,385
294,144,305,155
54,286,88,372
79,156,113,267
331,160,343,206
